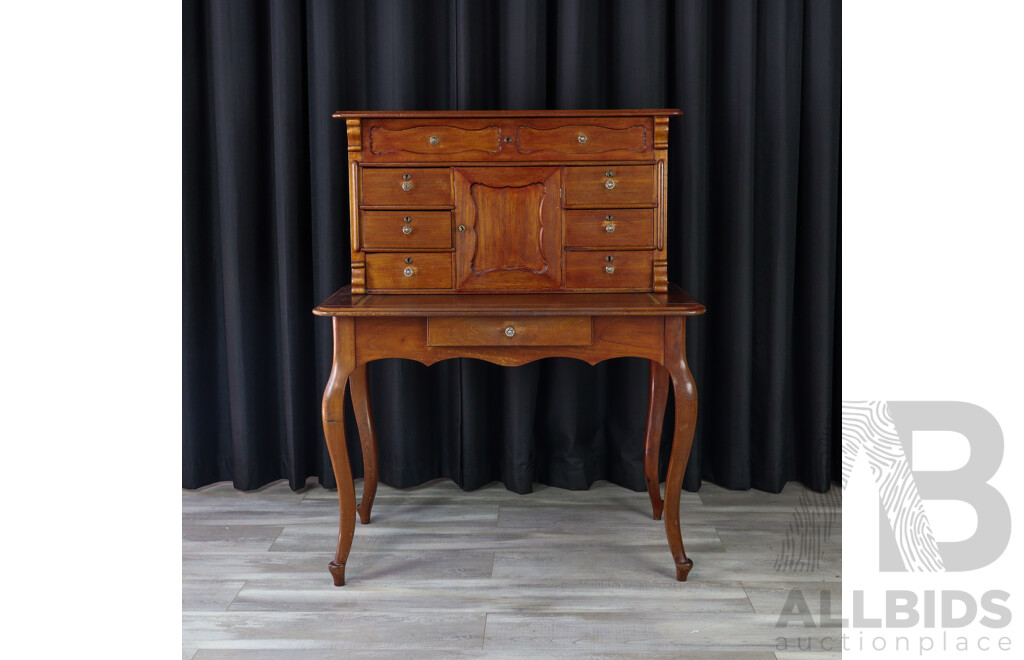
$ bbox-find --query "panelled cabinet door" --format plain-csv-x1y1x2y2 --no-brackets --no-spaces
454,167,562,291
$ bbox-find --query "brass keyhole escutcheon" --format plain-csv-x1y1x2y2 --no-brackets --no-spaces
458,224,466,232
605,255,614,262
402,173,411,180
504,136,513,143
405,257,413,264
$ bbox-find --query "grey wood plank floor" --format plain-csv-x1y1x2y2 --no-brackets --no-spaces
183,479,841,659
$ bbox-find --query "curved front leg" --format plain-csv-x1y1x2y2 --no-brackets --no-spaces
349,363,378,524
662,316,698,581
643,360,670,520
322,317,356,586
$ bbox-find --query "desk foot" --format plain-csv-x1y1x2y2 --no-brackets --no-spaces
328,562,346,587
674,558,694,581
357,502,372,525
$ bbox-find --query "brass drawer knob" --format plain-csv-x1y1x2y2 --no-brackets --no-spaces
401,181,413,191
605,265,615,274
403,267,415,277
604,179,615,190
605,223,615,233
577,134,588,144
428,135,440,145
402,225,413,234
504,326,516,337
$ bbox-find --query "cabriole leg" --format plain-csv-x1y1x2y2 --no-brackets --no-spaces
643,359,670,520
349,363,378,524
662,317,698,581
322,317,356,586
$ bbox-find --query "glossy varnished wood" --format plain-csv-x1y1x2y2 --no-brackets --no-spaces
565,208,655,248
315,284,705,317
317,109,704,586
644,360,670,520
453,166,562,290
565,250,655,290
361,210,452,250
427,316,592,347
360,167,452,207
364,252,453,291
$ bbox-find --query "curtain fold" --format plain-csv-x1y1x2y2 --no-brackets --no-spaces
183,0,840,494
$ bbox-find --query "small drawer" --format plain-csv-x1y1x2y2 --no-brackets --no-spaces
515,123,648,156
362,211,452,250
368,123,501,157
361,168,452,206
427,316,592,347
565,209,654,248
565,250,654,290
564,166,655,206
365,252,452,290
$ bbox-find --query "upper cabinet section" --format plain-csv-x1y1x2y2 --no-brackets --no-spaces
347,111,676,163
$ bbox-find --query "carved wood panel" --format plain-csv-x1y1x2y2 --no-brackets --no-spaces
454,167,562,291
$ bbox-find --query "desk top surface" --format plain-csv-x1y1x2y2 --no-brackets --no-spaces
314,284,704,317
332,109,682,119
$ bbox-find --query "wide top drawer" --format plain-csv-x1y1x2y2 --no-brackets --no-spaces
357,117,655,162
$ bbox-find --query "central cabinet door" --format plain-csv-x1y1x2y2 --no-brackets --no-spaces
454,167,562,291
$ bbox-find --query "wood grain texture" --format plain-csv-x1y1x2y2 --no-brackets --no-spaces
182,478,840,657
322,317,356,586
361,210,452,250
565,250,654,290
427,316,592,347
349,364,377,525
355,315,663,366
515,121,649,156
314,283,705,316
644,360,670,520
347,111,676,292
663,316,697,581
564,165,656,206
369,124,501,156
365,252,453,291
360,167,452,206
454,166,561,291
565,208,654,248
313,111,711,590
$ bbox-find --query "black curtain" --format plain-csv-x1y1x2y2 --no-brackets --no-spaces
183,0,840,495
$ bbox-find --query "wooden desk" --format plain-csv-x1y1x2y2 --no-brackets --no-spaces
314,110,704,586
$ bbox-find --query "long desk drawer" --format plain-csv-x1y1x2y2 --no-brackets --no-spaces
427,316,592,347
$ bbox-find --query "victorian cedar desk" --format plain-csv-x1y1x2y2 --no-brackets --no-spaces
314,109,704,586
